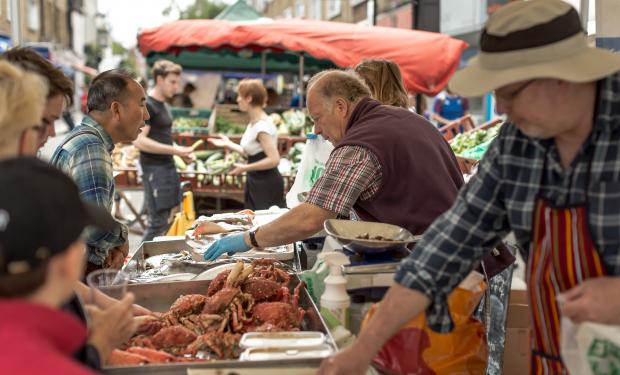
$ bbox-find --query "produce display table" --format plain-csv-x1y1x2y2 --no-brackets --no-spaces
449,118,504,174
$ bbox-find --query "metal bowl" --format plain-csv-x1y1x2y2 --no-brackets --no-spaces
323,219,420,253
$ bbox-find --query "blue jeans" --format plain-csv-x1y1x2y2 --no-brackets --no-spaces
141,162,181,242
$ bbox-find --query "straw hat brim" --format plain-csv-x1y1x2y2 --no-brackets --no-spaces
450,47,620,97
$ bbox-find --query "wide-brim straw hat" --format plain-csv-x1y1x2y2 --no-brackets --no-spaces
451,0,620,97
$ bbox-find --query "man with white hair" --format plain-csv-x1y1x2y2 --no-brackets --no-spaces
201,69,464,262
319,0,620,374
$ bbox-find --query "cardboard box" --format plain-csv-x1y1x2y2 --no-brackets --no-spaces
502,289,531,375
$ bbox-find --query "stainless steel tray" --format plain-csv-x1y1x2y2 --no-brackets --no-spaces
324,219,420,254
123,239,303,283
104,277,335,374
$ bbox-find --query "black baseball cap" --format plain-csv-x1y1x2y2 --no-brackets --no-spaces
0,157,118,275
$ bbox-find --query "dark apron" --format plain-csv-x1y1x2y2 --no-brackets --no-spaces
245,151,284,210
141,161,181,213
527,147,607,374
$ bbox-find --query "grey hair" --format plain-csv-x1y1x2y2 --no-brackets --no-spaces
87,69,136,113
307,69,371,109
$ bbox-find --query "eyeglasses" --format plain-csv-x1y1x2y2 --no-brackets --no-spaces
495,80,535,103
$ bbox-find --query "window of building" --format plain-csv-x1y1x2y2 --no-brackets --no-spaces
311,0,321,19
27,0,40,31
282,7,293,19
351,0,366,7
327,0,341,19
296,0,305,18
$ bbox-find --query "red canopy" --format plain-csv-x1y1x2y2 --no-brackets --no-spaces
138,19,468,96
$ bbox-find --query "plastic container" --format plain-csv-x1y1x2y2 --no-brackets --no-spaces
239,344,334,361
299,250,331,304
319,252,351,329
239,332,326,349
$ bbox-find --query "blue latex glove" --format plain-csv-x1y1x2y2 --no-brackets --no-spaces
203,232,251,261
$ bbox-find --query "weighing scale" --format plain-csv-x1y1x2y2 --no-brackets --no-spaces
341,246,411,302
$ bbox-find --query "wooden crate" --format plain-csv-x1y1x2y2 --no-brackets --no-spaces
278,136,306,156
455,155,479,175
439,114,476,141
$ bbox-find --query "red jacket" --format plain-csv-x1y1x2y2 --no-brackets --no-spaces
0,300,95,374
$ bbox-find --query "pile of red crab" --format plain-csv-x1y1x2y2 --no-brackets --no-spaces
108,259,306,366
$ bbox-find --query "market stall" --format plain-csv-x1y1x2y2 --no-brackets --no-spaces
137,18,468,96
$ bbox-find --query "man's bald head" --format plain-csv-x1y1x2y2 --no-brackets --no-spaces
307,69,371,108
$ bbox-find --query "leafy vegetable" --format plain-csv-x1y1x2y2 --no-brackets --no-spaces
450,124,501,155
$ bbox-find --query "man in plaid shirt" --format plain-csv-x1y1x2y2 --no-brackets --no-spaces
319,1,620,374
51,69,149,274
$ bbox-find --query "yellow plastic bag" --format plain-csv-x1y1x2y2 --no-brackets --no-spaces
166,191,195,236
363,277,488,375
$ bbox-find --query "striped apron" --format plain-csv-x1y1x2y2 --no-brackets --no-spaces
527,152,607,374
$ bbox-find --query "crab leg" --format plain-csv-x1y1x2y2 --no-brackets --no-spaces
226,261,244,287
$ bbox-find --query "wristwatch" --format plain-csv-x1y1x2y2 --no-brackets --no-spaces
248,227,260,248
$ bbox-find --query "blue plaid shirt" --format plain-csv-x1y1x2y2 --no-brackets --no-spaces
50,115,127,265
395,72,620,333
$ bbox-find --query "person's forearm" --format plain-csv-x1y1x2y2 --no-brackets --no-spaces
225,141,245,155
133,137,176,155
245,155,279,172
354,283,430,356
250,203,335,248
432,113,451,125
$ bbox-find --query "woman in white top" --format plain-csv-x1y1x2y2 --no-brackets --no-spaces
208,79,284,210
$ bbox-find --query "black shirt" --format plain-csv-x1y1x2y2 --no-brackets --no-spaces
140,96,174,166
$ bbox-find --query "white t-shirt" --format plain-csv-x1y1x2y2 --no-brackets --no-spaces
240,118,278,156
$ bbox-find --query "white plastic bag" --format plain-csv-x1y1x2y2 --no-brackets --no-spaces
286,134,334,208
561,317,620,375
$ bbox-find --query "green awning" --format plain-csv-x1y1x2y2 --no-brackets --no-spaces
146,47,335,73
215,0,263,21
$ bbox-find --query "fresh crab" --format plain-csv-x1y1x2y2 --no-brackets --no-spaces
114,260,309,364
206,261,254,296
125,347,176,363
108,349,150,366
184,332,242,359
207,260,291,303
151,326,198,354
250,259,291,285
241,277,288,302
125,335,156,349
248,282,306,332
107,347,178,366
134,315,166,336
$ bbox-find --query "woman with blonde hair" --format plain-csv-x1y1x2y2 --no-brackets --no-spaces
0,60,48,159
354,59,410,109
208,78,284,209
